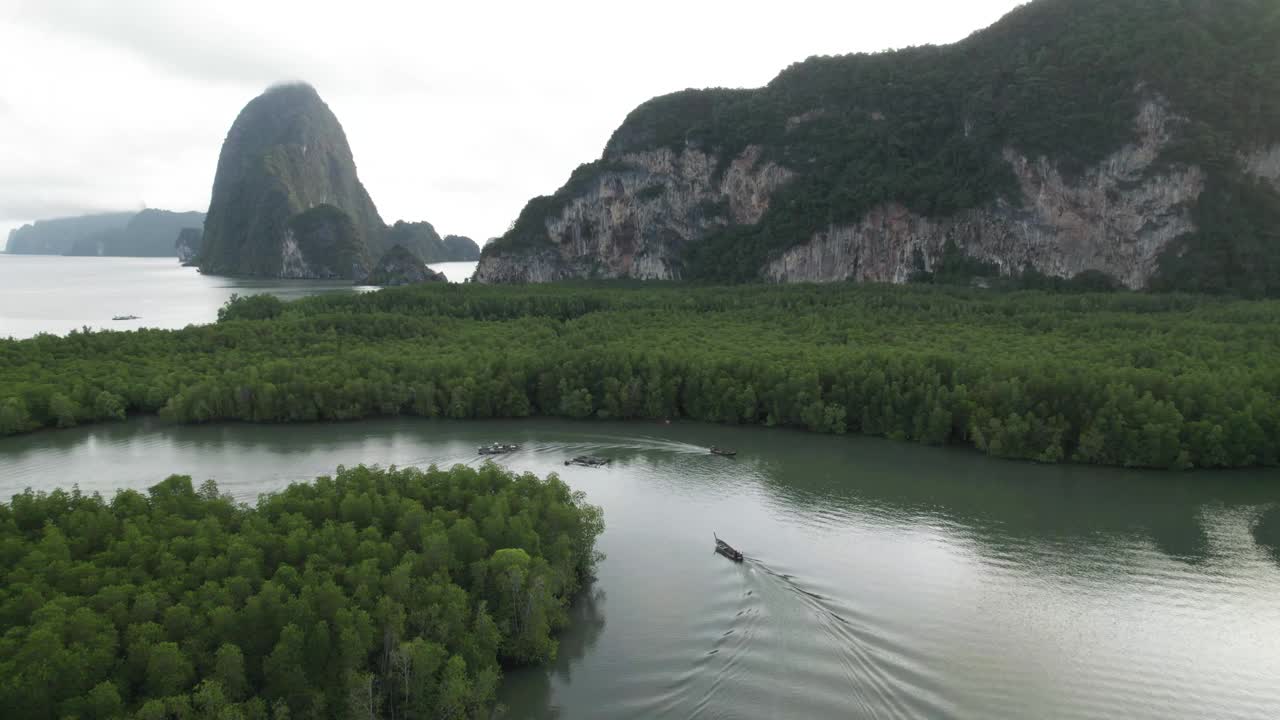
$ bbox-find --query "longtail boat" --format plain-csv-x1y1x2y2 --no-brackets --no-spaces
714,533,744,562
565,455,611,468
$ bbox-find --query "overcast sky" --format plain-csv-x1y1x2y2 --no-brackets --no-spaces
0,0,1023,244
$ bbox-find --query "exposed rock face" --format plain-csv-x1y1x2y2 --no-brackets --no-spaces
282,204,371,280
198,84,385,277
1243,145,1280,190
362,244,447,286
767,101,1205,288
175,228,202,264
475,145,793,282
475,0,1280,292
481,98,1209,289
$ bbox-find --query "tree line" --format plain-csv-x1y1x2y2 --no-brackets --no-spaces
0,463,604,719
1,283,1278,469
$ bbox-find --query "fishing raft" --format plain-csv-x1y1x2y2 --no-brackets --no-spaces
478,442,520,455
714,533,744,562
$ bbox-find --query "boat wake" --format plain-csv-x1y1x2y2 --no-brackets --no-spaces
664,556,953,720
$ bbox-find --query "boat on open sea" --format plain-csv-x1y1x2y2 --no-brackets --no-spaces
478,442,520,455
710,446,737,457
565,455,611,468
714,533,744,562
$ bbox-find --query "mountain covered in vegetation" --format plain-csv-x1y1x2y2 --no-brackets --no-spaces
385,222,481,264
198,84,477,279
442,235,481,261
198,84,386,278
477,0,1280,295
364,244,448,286
5,210,205,257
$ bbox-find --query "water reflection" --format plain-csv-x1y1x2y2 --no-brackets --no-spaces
3,418,1280,719
1255,504,1280,566
496,586,607,720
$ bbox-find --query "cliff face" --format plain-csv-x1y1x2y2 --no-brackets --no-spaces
175,228,202,264
1245,145,1280,190
198,84,385,278
766,101,1203,288
476,0,1280,293
282,204,371,280
474,146,792,282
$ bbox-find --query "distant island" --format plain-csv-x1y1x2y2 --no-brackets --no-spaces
5,209,204,257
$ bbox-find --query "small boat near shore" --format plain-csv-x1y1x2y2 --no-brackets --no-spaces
478,442,520,455
111,315,140,321
565,455,611,468
714,533,744,562
710,446,737,457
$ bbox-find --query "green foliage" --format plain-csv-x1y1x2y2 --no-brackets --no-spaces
2,283,1278,469
218,294,286,322
491,0,1280,292
0,464,604,718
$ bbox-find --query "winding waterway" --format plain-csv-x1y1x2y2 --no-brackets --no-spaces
2,418,1277,719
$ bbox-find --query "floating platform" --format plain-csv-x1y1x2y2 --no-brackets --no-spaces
478,442,520,455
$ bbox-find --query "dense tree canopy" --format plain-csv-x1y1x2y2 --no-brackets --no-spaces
0,464,604,718
1,283,1277,470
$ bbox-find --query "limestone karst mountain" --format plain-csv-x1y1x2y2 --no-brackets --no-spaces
197,84,387,279
477,0,1280,296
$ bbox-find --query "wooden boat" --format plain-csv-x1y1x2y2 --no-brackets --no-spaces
564,455,611,468
478,442,520,455
709,446,737,457
714,533,744,562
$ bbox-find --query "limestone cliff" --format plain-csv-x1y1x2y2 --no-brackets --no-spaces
477,0,1280,294
198,84,385,278
282,204,371,280
175,228,202,265
766,101,1204,288
1244,145,1280,190
475,146,792,282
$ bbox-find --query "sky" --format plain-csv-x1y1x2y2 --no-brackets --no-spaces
0,0,1025,245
